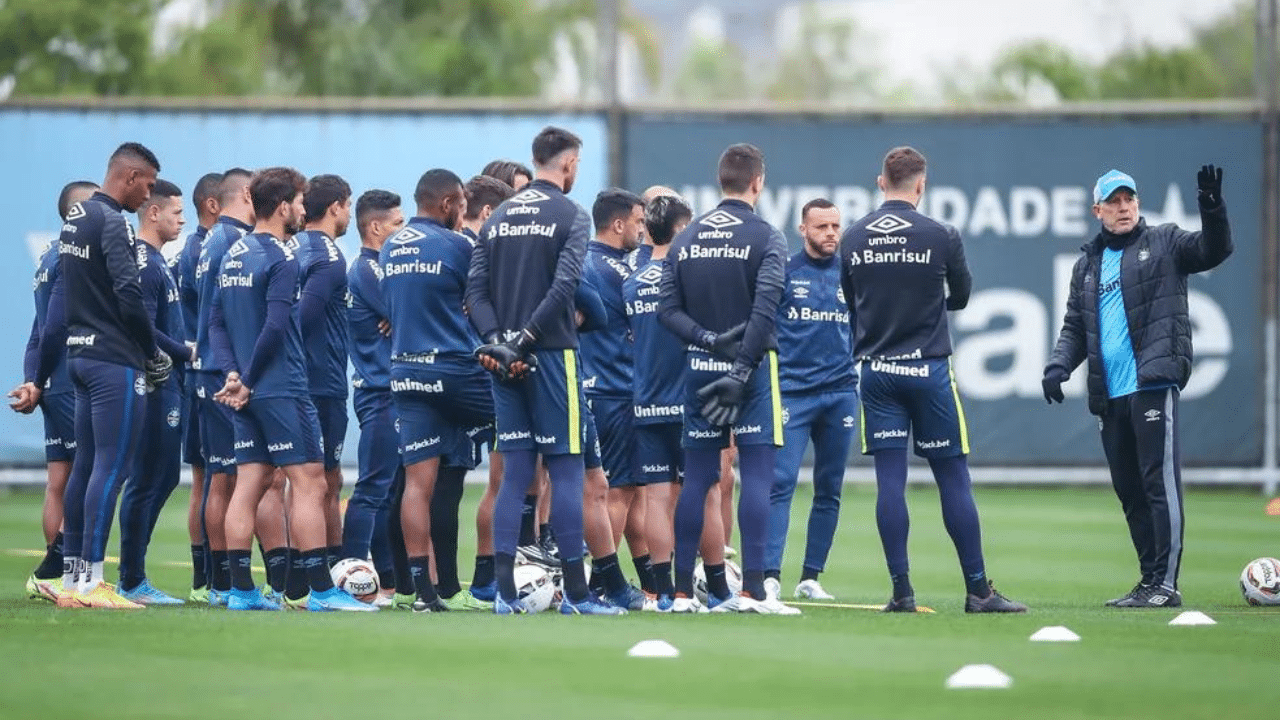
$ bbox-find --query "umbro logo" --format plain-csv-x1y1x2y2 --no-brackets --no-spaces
65,203,86,221
390,226,427,245
1145,409,1161,422
866,213,912,235
511,188,551,204
227,239,249,258
843,415,855,428
635,264,663,285
701,210,742,231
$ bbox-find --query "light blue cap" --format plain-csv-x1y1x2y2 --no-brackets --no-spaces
1093,169,1137,203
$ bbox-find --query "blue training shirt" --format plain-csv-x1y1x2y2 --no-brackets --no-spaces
380,217,479,375
347,246,391,391
290,229,349,399
139,242,188,370
23,242,70,394
776,251,857,395
173,225,207,345
194,215,252,375
624,257,684,425
579,241,634,399
1098,247,1137,398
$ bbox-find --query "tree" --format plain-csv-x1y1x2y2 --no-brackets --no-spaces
765,2,883,104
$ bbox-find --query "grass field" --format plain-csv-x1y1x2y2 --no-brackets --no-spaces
1,482,1277,719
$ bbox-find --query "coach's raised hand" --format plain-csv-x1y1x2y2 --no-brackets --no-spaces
1197,164,1223,207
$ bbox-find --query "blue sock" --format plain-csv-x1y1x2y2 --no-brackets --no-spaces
736,444,774,600
873,448,910,582
928,456,989,596
673,448,719,594
494,450,536,557
544,454,587,602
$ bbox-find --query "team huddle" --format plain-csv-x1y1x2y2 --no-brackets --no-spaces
21,125,1223,615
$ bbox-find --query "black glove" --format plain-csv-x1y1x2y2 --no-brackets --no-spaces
699,322,747,361
475,330,536,382
1042,367,1068,404
145,350,173,391
1197,164,1223,207
696,369,749,427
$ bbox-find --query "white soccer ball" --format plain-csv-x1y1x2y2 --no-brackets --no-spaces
331,558,380,603
514,564,556,613
692,559,743,604
1239,557,1280,606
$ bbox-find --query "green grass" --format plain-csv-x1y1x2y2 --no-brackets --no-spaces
0,483,1277,719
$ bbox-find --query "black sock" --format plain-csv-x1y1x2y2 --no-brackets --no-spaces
495,552,518,602
393,554,414,597
286,548,309,600
519,495,538,546
229,549,254,591
304,548,335,593
34,532,64,579
588,565,605,596
705,563,730,601
801,566,820,583
409,556,437,602
651,561,674,596
539,523,554,546
892,573,913,600
472,555,495,588
264,548,289,592
965,571,990,598
765,569,781,582
191,544,208,589
560,555,589,604
632,554,655,594
430,466,465,598
592,553,628,596
327,546,343,569
742,569,766,601
675,567,695,596
211,550,231,591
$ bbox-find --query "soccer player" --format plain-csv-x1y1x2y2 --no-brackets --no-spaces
658,143,798,615
380,169,495,613
112,179,189,604
1043,165,1231,608
466,126,622,615
293,174,353,565
839,146,1025,613
482,159,532,191
173,171,221,601
194,168,254,604
764,198,858,602
12,180,97,602
42,142,169,609
341,189,405,605
208,166,372,612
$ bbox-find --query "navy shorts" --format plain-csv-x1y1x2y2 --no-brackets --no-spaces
859,358,969,459
392,364,493,467
635,422,683,484
181,374,202,466
312,395,349,470
587,395,635,487
40,391,76,463
232,396,324,467
198,374,237,474
583,403,601,470
492,349,587,456
682,349,783,450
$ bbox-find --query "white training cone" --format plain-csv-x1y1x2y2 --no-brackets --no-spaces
627,639,680,658
1168,611,1216,626
1029,626,1081,642
945,664,1013,689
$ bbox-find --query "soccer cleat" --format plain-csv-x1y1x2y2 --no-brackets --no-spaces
723,545,738,559
654,593,675,612
372,593,394,608
882,595,917,613
606,584,647,611
188,587,210,604
27,575,61,602
261,586,284,606
1105,582,1148,607
282,594,310,611
710,592,760,613
749,597,803,615
1113,584,1182,608
493,595,531,615
559,596,627,615
119,579,184,606
411,597,450,613
763,577,781,602
516,543,560,569
391,592,416,610
79,581,146,609
794,579,836,601
208,589,228,607
670,593,706,614
308,587,378,612
55,590,87,609
226,587,281,611
964,581,1028,613
439,591,492,612
468,581,497,602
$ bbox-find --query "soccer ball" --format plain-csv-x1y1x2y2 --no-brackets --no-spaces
692,559,743,604
514,564,556,613
331,558,380,603
1239,557,1280,606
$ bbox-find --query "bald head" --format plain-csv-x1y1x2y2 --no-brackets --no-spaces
641,185,679,203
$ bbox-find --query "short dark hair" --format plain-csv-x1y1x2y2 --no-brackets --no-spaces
481,160,532,189
249,167,307,221
644,194,692,247
355,189,401,236
532,126,582,167
192,172,222,214
592,188,644,232
464,175,514,220
57,180,98,220
303,174,352,223
414,168,464,210
882,146,927,190
139,179,183,215
110,142,161,172
218,167,252,206
801,198,836,221
718,143,764,194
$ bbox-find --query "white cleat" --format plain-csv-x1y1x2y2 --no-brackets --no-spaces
794,579,836,601
763,577,781,602
723,545,738,559
751,597,803,615
710,593,760,613
670,595,707,614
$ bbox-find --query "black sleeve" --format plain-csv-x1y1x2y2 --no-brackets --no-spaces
943,225,972,311
34,276,67,388
1047,256,1088,375
575,277,608,333
208,285,239,376
141,260,189,363
1172,198,1233,274
734,229,787,375
22,317,39,385
525,206,590,341
657,251,713,347
103,214,157,355
464,229,499,340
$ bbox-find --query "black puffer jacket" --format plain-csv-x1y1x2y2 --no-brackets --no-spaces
1046,200,1232,415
